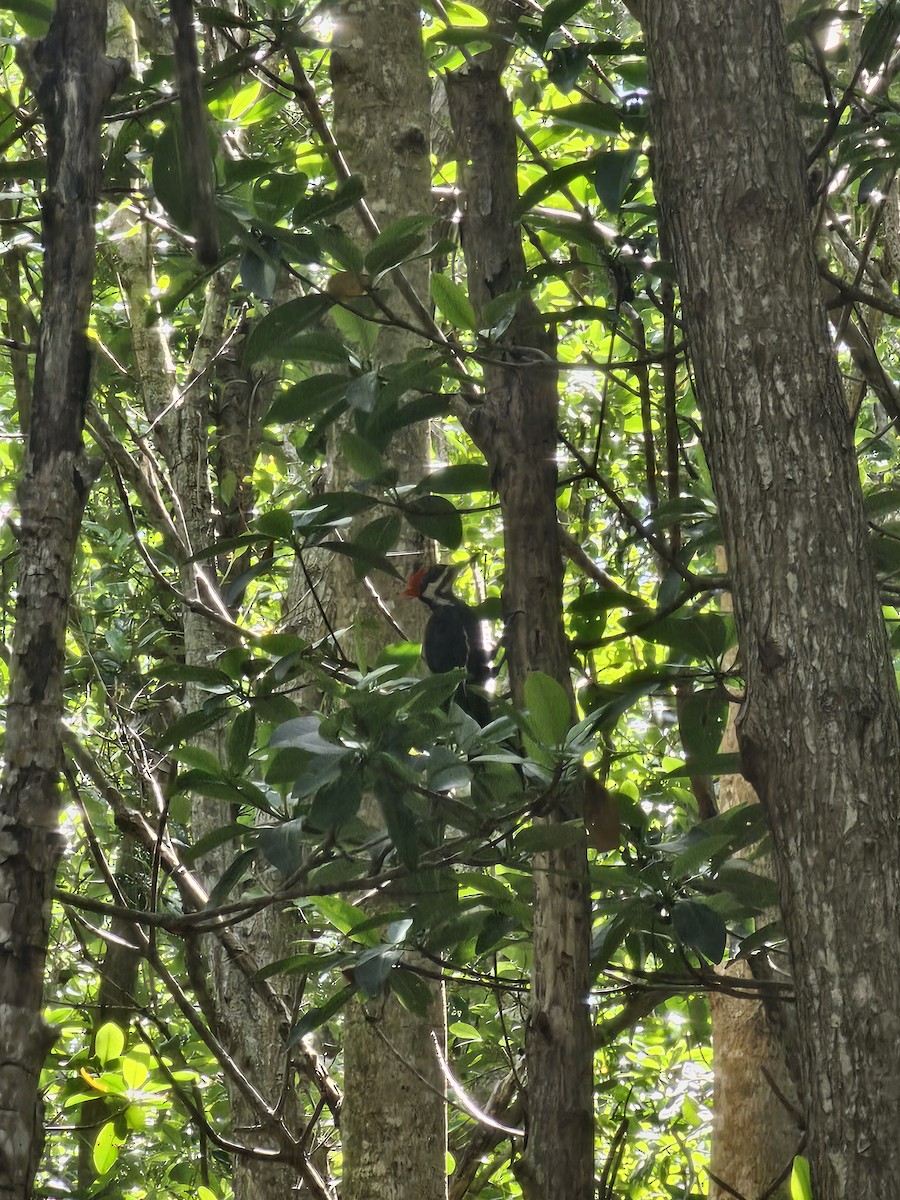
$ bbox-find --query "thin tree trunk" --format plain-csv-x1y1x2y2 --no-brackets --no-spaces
445,49,593,1200
324,6,448,1199
643,4,900,1197
0,7,124,1196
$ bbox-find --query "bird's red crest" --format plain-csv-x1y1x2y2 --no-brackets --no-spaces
401,567,430,599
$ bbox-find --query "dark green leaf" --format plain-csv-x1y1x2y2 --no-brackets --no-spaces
514,821,585,853
309,775,363,830
524,671,572,746
285,986,356,1048
266,374,349,424
672,899,727,964
416,463,491,495
549,101,622,136
340,429,384,479
226,709,256,774
205,847,257,908
377,787,419,870
244,295,332,365
403,495,463,548
364,215,433,276
593,147,641,212
292,175,366,227
431,274,478,330
679,688,728,763
257,819,306,875
345,371,381,413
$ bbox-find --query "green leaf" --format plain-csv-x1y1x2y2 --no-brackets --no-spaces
403,495,463,548
93,1121,124,1176
431,274,478,330
244,296,332,364
549,100,622,136
541,0,589,36
353,945,401,997
292,174,366,227
514,821,585,853
351,516,402,577
415,463,491,494
227,709,256,774
679,688,728,763
672,899,727,965
593,147,641,212
790,1156,813,1200
340,429,384,479
285,986,356,1048
309,774,363,830
377,786,419,870
283,331,351,366
621,610,736,661
257,819,306,875
312,896,380,945
95,1022,125,1066
252,170,309,222
267,375,349,425
515,152,604,216
391,967,435,1016
345,370,381,413
206,847,257,908
524,671,572,746
364,214,433,276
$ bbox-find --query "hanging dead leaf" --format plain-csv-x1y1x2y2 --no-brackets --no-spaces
583,772,621,851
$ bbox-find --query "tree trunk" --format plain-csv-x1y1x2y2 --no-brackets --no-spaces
0,6,123,1196
326,6,448,1200
445,47,593,1200
642,4,900,1197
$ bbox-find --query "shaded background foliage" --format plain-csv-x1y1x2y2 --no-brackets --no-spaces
0,0,897,1195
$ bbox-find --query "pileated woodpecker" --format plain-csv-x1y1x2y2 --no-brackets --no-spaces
402,563,494,725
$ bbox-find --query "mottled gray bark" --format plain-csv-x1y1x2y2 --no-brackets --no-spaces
326,6,447,1200
445,49,593,1200
0,6,125,1196
643,4,900,1197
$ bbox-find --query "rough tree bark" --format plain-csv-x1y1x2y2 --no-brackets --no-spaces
325,5,448,1200
642,4,900,1197
445,40,593,1200
0,5,125,1196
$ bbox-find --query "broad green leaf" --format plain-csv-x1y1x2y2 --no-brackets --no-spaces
227,709,256,774
95,1022,125,1066
283,331,351,366
345,370,381,413
790,1156,813,1200
244,295,332,364
524,671,572,746
257,819,306,876
541,0,589,36
292,174,366,227
266,374,349,424
431,274,478,330
364,214,433,276
514,821,585,853
403,494,463,548
205,847,257,908
672,899,727,964
340,429,384,479
549,100,622,136
593,147,641,212
312,896,379,945
416,463,491,495
309,775,363,830
93,1121,123,1176
285,986,356,1048
679,688,728,763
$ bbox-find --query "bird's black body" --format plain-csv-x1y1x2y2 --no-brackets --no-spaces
403,564,493,725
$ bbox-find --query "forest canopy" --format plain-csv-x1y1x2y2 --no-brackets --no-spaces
1,2,898,1199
